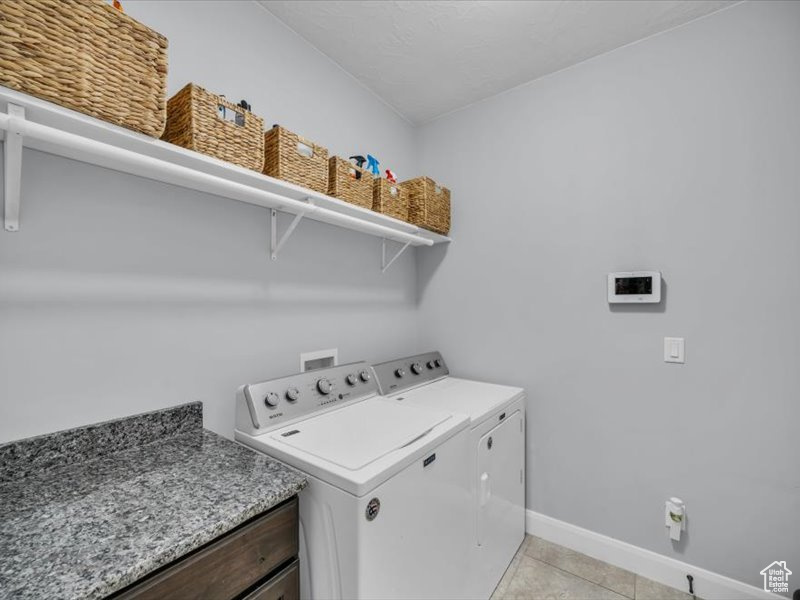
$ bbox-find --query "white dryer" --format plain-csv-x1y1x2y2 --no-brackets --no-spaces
235,361,472,600
372,352,526,600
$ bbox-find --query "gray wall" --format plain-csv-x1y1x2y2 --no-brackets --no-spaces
1,0,797,591
415,1,799,590
0,0,420,441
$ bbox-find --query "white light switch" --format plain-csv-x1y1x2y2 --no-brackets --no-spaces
664,338,685,363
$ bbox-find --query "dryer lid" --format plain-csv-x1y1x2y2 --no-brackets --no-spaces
391,378,525,423
271,400,450,471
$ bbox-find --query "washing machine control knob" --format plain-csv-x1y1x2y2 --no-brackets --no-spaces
395,368,406,378
285,387,300,402
434,359,442,368
345,373,357,386
264,392,280,407
316,378,333,395
359,369,371,382
426,360,435,369
411,362,423,375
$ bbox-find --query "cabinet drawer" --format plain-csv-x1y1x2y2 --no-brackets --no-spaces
116,498,298,600
242,560,299,600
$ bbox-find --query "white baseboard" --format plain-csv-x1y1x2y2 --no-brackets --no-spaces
526,509,773,600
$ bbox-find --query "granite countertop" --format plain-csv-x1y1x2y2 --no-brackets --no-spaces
0,402,307,600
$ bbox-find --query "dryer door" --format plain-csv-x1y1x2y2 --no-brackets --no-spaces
477,410,525,548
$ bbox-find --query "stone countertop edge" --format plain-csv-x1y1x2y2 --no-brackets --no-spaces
96,432,307,600
0,403,307,600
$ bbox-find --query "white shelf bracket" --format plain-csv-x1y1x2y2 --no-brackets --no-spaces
4,103,24,232
270,199,312,260
382,238,411,273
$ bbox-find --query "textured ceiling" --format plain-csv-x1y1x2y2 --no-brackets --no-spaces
260,0,736,124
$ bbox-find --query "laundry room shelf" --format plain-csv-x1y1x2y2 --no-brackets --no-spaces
0,87,449,268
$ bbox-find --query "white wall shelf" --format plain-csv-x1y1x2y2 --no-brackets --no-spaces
0,87,449,269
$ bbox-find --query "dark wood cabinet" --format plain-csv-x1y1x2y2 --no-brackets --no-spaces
241,560,299,600
111,496,299,600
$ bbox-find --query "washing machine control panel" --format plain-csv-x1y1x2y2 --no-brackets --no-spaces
241,361,378,430
371,351,449,395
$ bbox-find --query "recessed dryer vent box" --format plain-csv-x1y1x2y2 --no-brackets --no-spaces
300,348,338,372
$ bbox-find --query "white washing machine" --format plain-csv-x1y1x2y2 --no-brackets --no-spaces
235,361,472,600
372,351,526,600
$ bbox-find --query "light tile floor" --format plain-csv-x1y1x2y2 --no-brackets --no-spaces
492,535,697,600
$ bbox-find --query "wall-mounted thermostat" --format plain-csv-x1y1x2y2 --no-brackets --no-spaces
608,271,662,303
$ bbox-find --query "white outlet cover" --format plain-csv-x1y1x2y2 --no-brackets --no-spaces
664,338,685,363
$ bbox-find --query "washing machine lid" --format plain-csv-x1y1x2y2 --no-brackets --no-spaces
392,377,525,424
269,400,450,470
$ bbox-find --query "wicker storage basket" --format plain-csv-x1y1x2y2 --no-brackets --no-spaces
328,157,373,209
0,0,168,137
373,178,409,222
400,176,451,235
263,126,328,193
162,84,264,171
